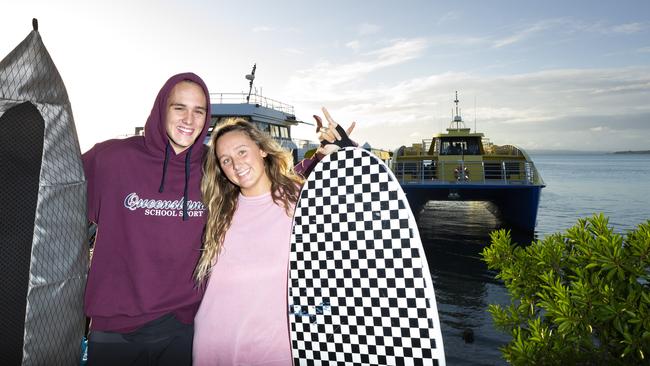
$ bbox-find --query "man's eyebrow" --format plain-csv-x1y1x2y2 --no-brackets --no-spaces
169,103,206,112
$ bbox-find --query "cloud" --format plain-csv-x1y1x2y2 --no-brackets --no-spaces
589,81,650,95
366,38,428,60
436,11,460,26
358,23,381,36
490,18,650,50
284,48,304,55
288,65,650,151
575,20,649,35
492,21,553,48
346,40,360,50
611,22,647,34
429,35,487,47
252,25,300,33
252,26,274,33
285,38,427,98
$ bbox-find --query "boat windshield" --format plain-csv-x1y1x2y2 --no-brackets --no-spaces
440,137,481,155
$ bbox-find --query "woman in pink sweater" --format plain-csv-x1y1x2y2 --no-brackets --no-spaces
193,115,354,365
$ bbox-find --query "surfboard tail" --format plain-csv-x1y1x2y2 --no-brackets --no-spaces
1,20,88,365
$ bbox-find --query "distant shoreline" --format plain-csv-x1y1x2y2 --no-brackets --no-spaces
612,150,650,155
528,149,650,155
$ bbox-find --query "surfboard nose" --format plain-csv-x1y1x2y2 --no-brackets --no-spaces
1,20,88,365
289,147,446,365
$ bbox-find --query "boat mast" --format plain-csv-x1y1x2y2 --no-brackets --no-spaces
245,63,257,104
452,91,463,130
474,95,477,133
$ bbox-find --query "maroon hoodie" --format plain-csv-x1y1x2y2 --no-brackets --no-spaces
82,73,211,332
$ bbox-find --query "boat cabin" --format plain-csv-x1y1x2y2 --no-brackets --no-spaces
207,93,318,163
392,92,541,185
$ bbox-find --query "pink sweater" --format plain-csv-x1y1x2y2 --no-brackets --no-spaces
193,192,294,365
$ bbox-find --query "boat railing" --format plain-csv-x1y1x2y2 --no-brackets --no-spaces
422,139,433,153
291,138,320,160
484,144,524,157
391,159,543,185
292,138,320,150
209,92,295,115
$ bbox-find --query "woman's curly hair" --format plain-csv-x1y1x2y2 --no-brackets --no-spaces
194,118,303,283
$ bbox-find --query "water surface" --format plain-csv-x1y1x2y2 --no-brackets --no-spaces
420,153,650,365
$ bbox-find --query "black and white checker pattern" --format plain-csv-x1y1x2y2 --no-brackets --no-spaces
289,148,445,366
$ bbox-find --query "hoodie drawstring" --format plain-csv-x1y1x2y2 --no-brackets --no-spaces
183,146,192,221
159,142,171,193
159,141,192,221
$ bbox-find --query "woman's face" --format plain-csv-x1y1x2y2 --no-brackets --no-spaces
215,130,271,196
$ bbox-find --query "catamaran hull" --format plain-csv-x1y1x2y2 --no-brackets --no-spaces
402,183,543,231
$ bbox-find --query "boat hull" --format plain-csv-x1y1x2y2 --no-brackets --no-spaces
401,183,543,231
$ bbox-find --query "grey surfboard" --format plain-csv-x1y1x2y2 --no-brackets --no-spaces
0,20,88,365
289,147,446,365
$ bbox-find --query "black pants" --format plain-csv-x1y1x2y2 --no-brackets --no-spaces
87,314,193,366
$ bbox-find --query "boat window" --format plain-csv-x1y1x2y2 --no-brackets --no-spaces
433,139,440,154
440,137,481,155
256,122,270,134
270,124,280,137
280,126,289,139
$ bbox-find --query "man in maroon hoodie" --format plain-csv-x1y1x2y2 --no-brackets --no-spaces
82,73,211,365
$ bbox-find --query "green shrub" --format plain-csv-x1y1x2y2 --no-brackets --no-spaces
481,214,650,365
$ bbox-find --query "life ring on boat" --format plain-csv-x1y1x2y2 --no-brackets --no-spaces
454,166,469,181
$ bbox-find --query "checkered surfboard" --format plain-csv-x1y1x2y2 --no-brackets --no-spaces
289,147,446,366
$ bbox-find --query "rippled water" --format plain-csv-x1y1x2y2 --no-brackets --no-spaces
534,154,650,234
419,153,650,365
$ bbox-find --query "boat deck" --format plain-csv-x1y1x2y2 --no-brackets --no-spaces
392,159,545,186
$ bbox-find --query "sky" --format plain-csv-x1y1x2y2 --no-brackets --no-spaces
2,0,649,153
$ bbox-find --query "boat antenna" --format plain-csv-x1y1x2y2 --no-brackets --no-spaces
452,91,463,129
245,63,256,104
474,95,477,133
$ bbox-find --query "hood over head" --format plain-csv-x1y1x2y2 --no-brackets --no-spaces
143,72,211,220
144,72,211,162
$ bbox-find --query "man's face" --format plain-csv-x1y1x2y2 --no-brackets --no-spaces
165,81,207,154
